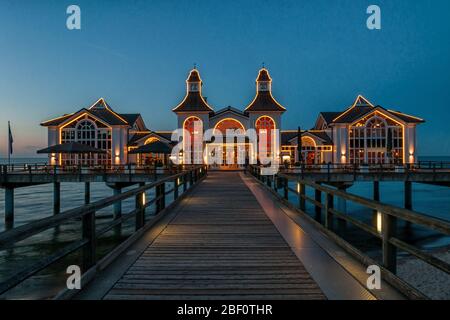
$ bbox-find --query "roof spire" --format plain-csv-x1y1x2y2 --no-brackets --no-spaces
193,62,197,70
262,62,265,69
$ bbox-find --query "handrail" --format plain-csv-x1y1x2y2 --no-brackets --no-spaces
0,165,207,296
278,173,450,235
248,165,450,298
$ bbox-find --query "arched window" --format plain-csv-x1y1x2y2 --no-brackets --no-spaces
77,120,96,147
144,137,160,145
349,114,404,164
214,119,245,134
61,116,112,166
255,116,275,156
366,117,386,149
183,117,203,164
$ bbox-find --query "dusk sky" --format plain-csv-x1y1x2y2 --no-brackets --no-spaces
0,0,449,157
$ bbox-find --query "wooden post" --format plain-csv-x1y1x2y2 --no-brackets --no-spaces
82,210,96,271
382,213,397,273
404,181,412,229
372,181,380,228
53,182,60,215
283,177,288,200
183,174,187,192
5,187,14,225
135,184,145,230
113,186,122,219
84,182,90,205
161,182,166,209
325,193,334,230
174,177,179,200
336,184,348,233
155,184,161,214
299,182,305,211
314,185,322,222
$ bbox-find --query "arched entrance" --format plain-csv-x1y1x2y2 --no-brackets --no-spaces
210,118,247,170
138,137,167,166
301,136,317,165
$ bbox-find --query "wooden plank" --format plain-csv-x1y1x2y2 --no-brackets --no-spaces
103,172,326,300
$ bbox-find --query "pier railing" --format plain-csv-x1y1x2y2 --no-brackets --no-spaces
2,161,450,176
279,161,450,174
0,165,207,297
1,163,187,175
248,165,450,299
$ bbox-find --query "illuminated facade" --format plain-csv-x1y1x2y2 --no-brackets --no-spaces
41,68,424,167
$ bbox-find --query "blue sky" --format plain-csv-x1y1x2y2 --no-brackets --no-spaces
0,0,449,156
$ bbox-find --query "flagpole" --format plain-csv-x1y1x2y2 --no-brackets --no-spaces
7,121,10,166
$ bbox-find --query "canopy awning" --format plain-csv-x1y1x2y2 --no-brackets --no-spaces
37,142,107,154
129,141,172,154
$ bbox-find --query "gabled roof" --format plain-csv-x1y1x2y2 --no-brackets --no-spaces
386,109,425,123
173,69,214,113
120,114,141,126
41,98,133,127
283,130,333,146
245,68,286,112
319,112,342,124
40,113,74,126
211,106,248,119
280,131,299,145
329,95,424,124
128,130,173,146
308,131,333,145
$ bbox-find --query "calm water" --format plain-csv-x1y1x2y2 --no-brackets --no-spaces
0,157,449,298
0,158,173,299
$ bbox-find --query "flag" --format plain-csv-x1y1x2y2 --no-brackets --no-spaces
8,121,13,155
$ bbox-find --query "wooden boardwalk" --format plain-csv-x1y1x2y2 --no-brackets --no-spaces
104,172,326,300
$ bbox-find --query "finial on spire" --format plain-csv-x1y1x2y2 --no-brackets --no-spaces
262,62,265,69
193,63,197,70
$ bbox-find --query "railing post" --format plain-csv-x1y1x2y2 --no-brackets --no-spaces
53,182,60,215
283,177,288,200
382,213,397,273
325,193,334,230
82,209,96,271
267,175,272,188
161,182,166,209
314,185,322,222
155,184,161,214
183,174,188,192
135,186,145,230
5,187,14,225
85,182,90,205
299,182,305,211
174,176,179,200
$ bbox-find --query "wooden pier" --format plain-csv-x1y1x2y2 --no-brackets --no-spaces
0,165,449,300
102,173,325,300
